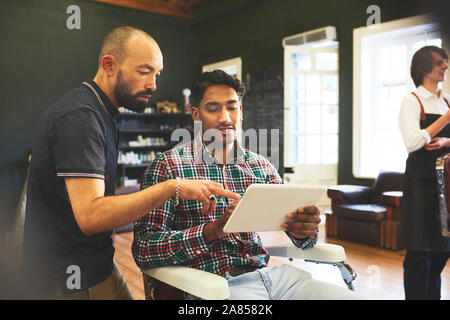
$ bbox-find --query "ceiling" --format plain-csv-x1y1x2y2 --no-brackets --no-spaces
90,0,208,19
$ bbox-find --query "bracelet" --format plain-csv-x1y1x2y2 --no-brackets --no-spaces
175,177,181,206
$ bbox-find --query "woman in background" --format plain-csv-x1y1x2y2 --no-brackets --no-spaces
399,45,450,300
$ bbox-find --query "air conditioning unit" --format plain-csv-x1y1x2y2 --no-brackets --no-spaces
282,26,337,47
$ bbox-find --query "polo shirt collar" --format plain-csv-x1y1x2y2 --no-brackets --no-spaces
84,80,119,117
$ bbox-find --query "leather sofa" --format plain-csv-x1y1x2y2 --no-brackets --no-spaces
326,171,404,248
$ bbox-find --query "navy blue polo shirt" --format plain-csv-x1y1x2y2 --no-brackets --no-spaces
22,80,120,295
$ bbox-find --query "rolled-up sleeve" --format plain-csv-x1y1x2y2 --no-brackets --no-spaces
398,94,431,154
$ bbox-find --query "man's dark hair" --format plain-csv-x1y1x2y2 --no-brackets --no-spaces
191,70,246,106
98,26,154,65
411,45,448,87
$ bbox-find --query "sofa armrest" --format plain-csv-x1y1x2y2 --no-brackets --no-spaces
381,191,402,208
142,266,230,300
327,185,371,203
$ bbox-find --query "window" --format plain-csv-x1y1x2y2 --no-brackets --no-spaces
284,46,339,167
353,14,446,178
202,57,242,81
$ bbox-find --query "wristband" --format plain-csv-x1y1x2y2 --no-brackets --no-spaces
175,177,181,206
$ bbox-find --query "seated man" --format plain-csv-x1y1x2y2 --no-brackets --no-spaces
132,70,360,300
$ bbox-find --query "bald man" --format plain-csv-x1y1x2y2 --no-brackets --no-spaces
21,27,239,300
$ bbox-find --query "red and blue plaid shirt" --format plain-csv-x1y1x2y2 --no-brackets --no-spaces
132,136,318,275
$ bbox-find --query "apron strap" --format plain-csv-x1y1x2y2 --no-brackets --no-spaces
444,96,450,109
411,92,426,121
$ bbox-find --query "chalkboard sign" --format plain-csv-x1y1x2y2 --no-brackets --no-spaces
242,67,284,174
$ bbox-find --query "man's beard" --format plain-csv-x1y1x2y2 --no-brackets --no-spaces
113,70,153,113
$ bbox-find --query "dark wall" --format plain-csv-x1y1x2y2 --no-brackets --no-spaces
0,0,198,237
192,0,438,185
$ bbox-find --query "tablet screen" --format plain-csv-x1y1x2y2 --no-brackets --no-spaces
223,184,325,233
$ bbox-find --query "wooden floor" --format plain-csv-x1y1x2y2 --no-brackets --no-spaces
113,216,450,300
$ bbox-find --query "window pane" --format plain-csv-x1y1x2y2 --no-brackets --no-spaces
297,135,305,164
289,105,305,134
322,104,338,134
316,52,338,71
390,45,407,84
380,86,390,113
380,47,390,82
427,38,442,47
322,75,338,104
378,130,406,172
306,104,321,134
291,53,311,70
390,84,408,113
380,45,407,85
290,75,306,103
322,134,338,164
306,74,321,104
306,135,321,164
289,135,305,164
412,40,426,53
289,135,298,164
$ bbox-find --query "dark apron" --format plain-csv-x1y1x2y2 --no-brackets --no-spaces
402,93,450,251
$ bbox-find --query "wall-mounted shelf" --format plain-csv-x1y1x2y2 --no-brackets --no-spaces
116,112,193,186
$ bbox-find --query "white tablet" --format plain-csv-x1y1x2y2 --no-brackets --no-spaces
223,184,326,233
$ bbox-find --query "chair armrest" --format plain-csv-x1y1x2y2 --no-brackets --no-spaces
141,266,230,300
265,243,346,263
327,185,371,203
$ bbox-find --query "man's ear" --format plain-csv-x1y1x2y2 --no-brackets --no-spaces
192,107,200,122
100,55,118,77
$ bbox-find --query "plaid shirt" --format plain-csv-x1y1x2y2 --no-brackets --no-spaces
132,136,318,275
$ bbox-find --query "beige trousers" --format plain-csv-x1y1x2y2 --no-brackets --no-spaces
53,262,133,300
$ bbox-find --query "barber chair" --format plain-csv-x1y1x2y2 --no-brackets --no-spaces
436,154,450,237
141,242,356,300
326,171,404,249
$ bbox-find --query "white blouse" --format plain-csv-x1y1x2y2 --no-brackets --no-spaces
398,86,450,154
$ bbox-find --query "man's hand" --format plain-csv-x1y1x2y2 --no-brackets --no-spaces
203,199,240,242
65,177,240,236
281,205,321,239
179,180,241,213
424,137,450,151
